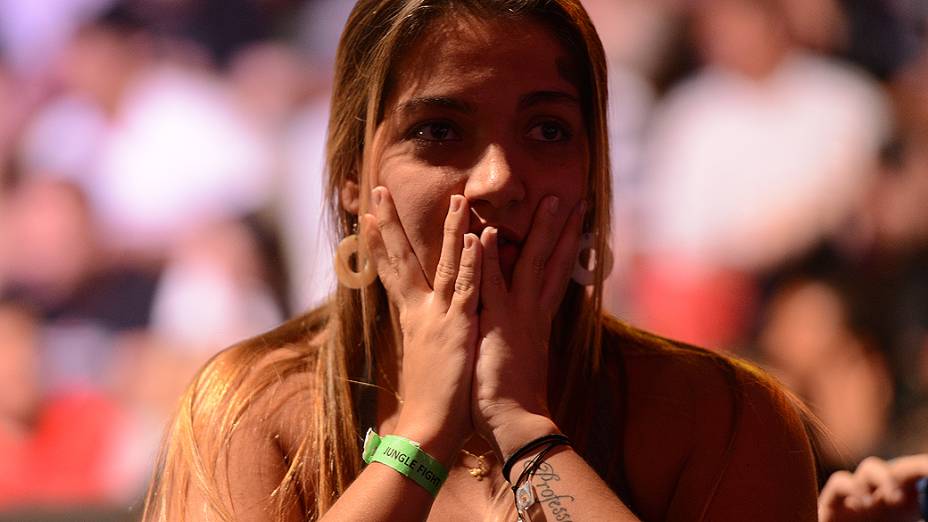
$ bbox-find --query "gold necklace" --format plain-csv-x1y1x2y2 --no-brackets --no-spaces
459,448,495,481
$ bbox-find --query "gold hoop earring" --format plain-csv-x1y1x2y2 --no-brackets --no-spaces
334,228,377,289
572,233,614,286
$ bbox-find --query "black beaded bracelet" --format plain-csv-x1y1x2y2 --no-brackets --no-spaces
501,434,571,483
511,439,570,520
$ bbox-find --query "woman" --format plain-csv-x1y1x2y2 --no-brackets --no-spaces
144,1,819,520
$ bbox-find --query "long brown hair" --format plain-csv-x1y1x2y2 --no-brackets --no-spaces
143,1,612,520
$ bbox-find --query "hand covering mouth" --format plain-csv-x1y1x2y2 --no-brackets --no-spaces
472,225,524,285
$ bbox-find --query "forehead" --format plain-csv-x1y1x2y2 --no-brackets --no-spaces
386,14,580,109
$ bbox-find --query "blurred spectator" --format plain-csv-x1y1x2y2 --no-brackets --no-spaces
2,180,99,312
0,179,158,391
818,453,928,522
583,0,685,79
850,132,928,458
0,301,128,509
0,304,41,455
779,0,847,54
19,5,273,258
758,276,893,476
0,0,114,78
104,332,202,504
228,41,312,133
150,219,283,355
634,0,888,349
891,48,928,138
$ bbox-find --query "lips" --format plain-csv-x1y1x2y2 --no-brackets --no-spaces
470,225,524,250
475,225,523,281
494,226,524,248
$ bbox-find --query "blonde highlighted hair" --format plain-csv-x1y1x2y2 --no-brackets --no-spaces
144,1,613,519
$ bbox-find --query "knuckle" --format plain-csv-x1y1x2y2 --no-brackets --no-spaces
488,271,506,288
386,254,403,275
454,266,475,294
435,260,457,281
454,278,475,294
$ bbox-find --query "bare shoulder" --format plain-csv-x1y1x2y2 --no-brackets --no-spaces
229,341,318,450
603,320,818,521
152,314,324,521
190,314,323,450
685,358,818,521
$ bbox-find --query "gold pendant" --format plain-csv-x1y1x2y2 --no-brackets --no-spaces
467,455,489,480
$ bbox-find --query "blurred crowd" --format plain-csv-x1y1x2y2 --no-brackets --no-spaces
0,0,926,518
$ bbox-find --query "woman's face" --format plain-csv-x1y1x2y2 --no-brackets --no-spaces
367,14,590,284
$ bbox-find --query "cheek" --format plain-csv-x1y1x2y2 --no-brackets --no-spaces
379,157,464,274
525,141,589,203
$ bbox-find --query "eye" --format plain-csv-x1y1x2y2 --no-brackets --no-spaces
409,121,461,142
527,120,571,142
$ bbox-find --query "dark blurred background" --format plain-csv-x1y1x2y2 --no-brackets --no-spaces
0,0,925,518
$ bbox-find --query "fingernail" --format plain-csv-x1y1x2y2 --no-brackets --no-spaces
450,195,462,213
547,196,560,214
861,494,873,507
464,234,475,249
372,188,383,207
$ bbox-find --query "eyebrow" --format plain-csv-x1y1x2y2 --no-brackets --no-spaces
518,90,580,110
394,90,579,117
395,97,475,116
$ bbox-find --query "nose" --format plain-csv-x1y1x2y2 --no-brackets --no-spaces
463,143,526,212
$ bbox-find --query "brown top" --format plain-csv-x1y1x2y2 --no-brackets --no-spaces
361,318,819,521
170,313,819,521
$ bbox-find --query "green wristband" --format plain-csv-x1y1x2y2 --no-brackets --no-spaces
362,429,448,497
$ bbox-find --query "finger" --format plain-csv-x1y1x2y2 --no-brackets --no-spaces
512,195,568,296
370,186,429,297
820,470,869,511
856,456,902,505
540,199,586,312
449,233,481,316
887,454,928,487
479,226,507,309
432,194,468,308
361,213,399,295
